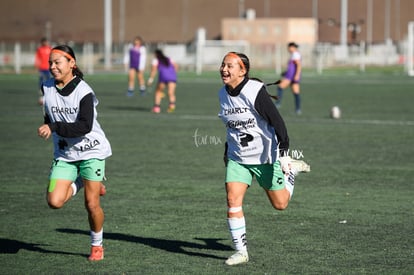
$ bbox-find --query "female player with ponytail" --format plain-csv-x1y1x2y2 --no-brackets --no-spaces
147,49,178,113
37,45,112,261
218,52,298,265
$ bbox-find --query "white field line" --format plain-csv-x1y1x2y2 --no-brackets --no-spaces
100,112,414,126
159,113,414,126
178,114,414,126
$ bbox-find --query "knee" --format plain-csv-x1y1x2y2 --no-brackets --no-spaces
47,196,64,209
226,195,241,208
271,201,289,211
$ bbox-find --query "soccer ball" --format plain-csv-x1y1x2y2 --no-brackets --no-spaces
330,106,341,119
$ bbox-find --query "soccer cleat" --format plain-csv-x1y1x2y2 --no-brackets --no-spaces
100,183,106,196
88,246,104,261
139,88,146,96
225,250,249,266
167,104,176,113
290,159,311,173
152,106,161,114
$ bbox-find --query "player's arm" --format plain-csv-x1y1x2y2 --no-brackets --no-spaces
254,86,289,156
48,93,94,138
223,141,228,167
147,59,158,85
34,50,40,68
171,60,179,72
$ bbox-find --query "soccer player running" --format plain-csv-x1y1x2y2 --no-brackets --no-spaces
219,52,297,265
126,36,147,96
37,45,112,261
276,42,302,115
147,49,178,113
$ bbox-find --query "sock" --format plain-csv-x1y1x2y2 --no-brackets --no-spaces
294,93,301,111
277,86,284,103
284,171,295,198
71,176,84,196
227,217,247,252
71,183,77,196
139,85,146,91
91,229,103,247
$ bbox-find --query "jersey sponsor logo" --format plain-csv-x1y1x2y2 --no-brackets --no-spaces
51,106,78,115
223,107,249,116
79,138,101,152
226,118,255,129
239,133,253,147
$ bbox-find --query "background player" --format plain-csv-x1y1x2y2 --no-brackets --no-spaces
35,37,51,104
37,45,112,261
147,49,178,113
125,36,147,96
218,52,298,266
276,42,302,115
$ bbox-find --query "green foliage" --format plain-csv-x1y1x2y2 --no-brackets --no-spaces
0,71,413,274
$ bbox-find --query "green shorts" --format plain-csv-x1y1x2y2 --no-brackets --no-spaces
49,158,106,182
225,159,285,191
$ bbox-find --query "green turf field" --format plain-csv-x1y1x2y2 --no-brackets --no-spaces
0,69,413,274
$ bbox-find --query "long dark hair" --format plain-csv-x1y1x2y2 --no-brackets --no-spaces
52,45,84,79
155,49,170,66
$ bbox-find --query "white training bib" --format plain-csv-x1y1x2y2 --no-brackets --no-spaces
218,80,278,165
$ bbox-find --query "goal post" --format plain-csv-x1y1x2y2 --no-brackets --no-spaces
195,30,250,75
407,21,414,76
196,40,250,75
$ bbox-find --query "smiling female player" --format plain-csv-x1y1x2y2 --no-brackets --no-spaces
37,45,112,261
218,52,297,266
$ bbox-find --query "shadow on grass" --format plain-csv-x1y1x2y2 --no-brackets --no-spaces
57,228,231,260
0,238,87,257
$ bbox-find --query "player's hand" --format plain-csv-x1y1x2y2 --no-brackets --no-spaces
38,124,52,140
279,156,292,174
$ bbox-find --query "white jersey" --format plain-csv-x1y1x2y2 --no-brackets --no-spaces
218,80,278,165
43,78,112,162
290,51,301,61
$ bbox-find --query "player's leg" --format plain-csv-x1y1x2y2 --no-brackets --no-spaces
255,161,295,210
137,70,146,95
224,160,251,265
39,70,49,88
167,82,176,113
265,188,291,210
80,159,106,261
127,68,136,96
47,160,78,209
47,179,73,209
291,82,301,114
276,78,291,107
152,82,166,113
84,179,104,261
